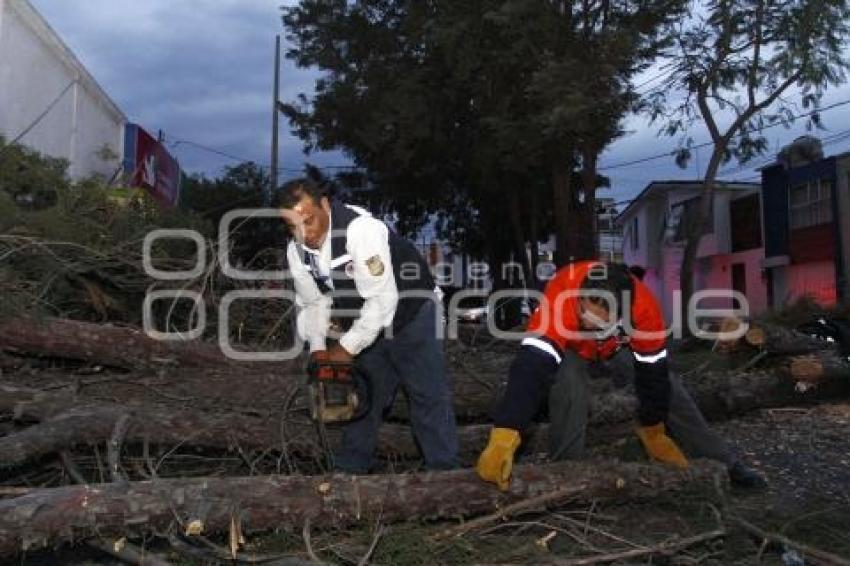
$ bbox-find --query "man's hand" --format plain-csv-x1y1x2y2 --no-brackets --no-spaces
309,350,329,364
325,343,354,364
636,422,688,469
476,427,521,491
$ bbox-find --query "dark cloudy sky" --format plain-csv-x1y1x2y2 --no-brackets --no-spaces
31,0,850,205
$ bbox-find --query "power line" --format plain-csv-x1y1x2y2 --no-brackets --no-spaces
610,129,850,208
599,97,850,172
0,79,77,157
633,63,675,93
166,135,361,176
170,139,268,167
164,94,850,183
717,126,850,178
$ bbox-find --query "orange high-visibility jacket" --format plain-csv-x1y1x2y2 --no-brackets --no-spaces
524,260,666,363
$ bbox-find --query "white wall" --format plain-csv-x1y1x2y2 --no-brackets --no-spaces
0,0,125,179
620,183,767,321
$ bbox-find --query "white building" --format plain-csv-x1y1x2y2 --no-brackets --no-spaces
0,0,125,179
616,180,767,321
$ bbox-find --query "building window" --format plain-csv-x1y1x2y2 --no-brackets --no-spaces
629,216,639,250
789,179,833,229
730,194,762,252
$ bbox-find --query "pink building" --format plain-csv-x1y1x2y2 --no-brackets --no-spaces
759,137,850,307
616,181,768,322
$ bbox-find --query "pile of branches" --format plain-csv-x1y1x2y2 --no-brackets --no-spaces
1,312,849,563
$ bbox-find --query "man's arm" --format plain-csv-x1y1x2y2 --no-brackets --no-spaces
337,216,399,356
286,242,331,352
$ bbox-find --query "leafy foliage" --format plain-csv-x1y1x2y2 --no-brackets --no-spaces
0,135,68,209
0,142,207,321
281,0,685,277
650,0,850,164
647,0,850,326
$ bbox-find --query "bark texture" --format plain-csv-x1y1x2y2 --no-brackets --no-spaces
0,459,726,558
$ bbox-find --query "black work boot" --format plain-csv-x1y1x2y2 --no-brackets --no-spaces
728,461,767,489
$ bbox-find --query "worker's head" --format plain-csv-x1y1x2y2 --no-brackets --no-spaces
578,263,634,332
275,178,331,249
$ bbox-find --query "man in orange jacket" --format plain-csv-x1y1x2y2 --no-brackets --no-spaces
476,261,765,490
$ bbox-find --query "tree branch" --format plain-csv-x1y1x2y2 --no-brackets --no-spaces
748,0,765,109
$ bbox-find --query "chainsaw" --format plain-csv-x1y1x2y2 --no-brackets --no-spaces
306,359,371,424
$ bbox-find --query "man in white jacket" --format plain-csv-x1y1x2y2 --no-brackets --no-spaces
277,178,458,473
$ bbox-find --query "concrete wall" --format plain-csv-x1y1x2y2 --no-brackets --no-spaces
0,0,125,179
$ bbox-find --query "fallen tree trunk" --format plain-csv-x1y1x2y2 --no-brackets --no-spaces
5,317,846,421
0,317,241,370
0,352,850,474
789,351,850,383
745,323,835,355
0,459,727,558
0,386,553,469
0,318,504,419
2,347,849,471
0,316,513,383
677,351,850,418
0,384,490,467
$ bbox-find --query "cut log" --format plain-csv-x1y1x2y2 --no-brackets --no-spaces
0,384,518,468
0,316,513,384
744,322,835,355
715,317,745,353
789,350,850,383
681,353,850,418
5,317,844,422
0,317,240,370
0,318,504,419
0,395,320,470
0,459,727,558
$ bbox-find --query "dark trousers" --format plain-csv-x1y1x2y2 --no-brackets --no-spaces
333,299,460,473
548,348,736,465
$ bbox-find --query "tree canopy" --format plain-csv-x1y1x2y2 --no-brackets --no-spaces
648,0,850,326
281,0,686,286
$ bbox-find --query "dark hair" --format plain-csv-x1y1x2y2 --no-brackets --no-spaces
580,262,635,316
628,265,646,281
273,177,329,209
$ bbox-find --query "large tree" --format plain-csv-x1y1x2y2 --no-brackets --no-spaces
649,0,850,330
281,0,684,282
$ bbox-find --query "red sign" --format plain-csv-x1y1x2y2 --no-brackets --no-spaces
124,124,180,208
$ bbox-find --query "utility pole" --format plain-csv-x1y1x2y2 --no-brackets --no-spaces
270,34,281,204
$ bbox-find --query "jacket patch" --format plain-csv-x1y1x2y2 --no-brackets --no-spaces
365,255,385,276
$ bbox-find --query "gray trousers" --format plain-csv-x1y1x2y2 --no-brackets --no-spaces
548,348,736,466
